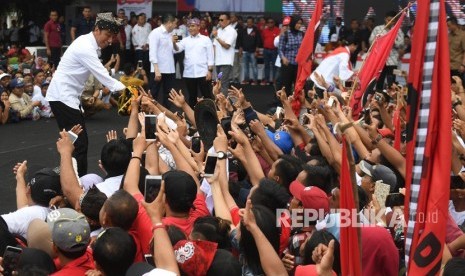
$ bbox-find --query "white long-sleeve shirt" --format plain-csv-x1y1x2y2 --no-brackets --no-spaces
175,34,214,78
46,32,126,110
125,24,132,50
148,24,175,74
132,23,152,50
310,46,354,89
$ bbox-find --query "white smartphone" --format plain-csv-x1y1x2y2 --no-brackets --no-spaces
144,175,162,203
67,131,78,144
144,114,157,142
275,106,284,119
204,153,218,177
327,96,336,107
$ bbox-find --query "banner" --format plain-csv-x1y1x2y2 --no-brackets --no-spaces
117,0,152,18
177,0,265,12
349,12,405,119
404,0,451,274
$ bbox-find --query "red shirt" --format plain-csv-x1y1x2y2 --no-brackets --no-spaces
261,27,280,50
130,193,156,260
163,193,210,236
51,250,94,276
200,28,209,37
44,19,62,48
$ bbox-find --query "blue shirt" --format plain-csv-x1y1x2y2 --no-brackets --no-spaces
72,16,95,39
278,30,303,65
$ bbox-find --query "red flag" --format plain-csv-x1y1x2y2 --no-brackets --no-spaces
291,0,323,116
404,0,451,274
339,138,362,276
349,12,406,119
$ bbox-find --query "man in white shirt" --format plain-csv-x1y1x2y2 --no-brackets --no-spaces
32,80,53,118
212,13,238,94
123,16,133,64
132,13,152,75
148,14,177,106
173,18,214,107
46,13,126,177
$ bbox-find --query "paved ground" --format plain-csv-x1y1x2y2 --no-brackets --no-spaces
0,82,276,214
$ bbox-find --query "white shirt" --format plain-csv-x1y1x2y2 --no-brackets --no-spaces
310,46,353,89
213,25,237,66
32,85,41,98
449,200,465,226
274,36,281,67
96,175,124,198
132,23,152,50
125,24,132,50
46,33,126,110
174,25,188,39
143,269,177,276
1,205,50,239
32,92,53,118
148,25,175,74
175,34,214,78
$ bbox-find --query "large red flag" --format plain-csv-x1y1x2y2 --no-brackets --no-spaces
349,12,405,119
404,0,451,274
339,137,362,276
291,0,323,115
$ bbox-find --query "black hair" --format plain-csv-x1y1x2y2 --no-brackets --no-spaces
82,6,91,10
240,205,279,275
250,178,290,212
100,138,131,177
192,216,232,250
357,185,369,211
17,267,51,276
123,62,135,76
119,166,149,196
302,230,341,274
385,11,397,19
301,164,333,194
220,13,231,20
444,257,465,276
451,175,465,189
274,155,303,192
80,186,107,224
206,249,242,276
246,16,254,22
163,170,197,213
167,225,187,246
448,16,458,25
93,227,136,276
56,246,87,260
138,13,146,18
104,190,138,230
162,14,176,24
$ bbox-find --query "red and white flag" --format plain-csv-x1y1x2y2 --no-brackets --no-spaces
404,0,451,274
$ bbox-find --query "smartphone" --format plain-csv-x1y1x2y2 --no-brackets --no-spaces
191,136,201,153
302,115,310,125
204,154,218,177
228,96,238,106
137,60,143,68
144,114,157,141
144,254,155,266
393,69,403,76
144,175,162,203
275,106,284,119
344,81,353,87
3,246,22,276
67,130,78,144
221,117,232,139
178,35,183,40
327,97,335,107
217,72,223,80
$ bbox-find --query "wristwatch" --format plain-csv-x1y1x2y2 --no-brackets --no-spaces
217,151,227,160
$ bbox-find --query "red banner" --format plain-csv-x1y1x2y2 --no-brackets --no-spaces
404,0,451,274
349,12,405,119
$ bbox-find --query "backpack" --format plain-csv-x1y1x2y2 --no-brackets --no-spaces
117,86,140,116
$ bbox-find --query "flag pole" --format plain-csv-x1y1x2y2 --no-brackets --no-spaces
347,4,411,102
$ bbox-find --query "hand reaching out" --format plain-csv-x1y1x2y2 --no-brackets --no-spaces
56,129,75,156
70,124,83,135
106,130,118,142
13,160,27,177
168,89,186,108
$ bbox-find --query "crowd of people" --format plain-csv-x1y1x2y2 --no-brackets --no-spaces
1,5,465,276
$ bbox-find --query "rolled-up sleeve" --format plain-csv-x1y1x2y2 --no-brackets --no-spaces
79,49,125,92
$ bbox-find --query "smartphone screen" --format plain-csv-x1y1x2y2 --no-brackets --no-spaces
221,118,232,139
137,60,143,68
217,72,223,80
145,115,157,141
191,136,201,153
144,254,155,266
67,131,78,144
144,175,162,203
204,154,218,177
3,246,22,276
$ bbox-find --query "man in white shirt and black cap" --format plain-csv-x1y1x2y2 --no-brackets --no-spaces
46,12,126,177
173,18,214,107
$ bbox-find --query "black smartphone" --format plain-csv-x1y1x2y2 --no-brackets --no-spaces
145,115,157,141
137,60,143,68
302,115,310,125
144,254,155,266
144,175,162,203
191,136,201,153
221,117,232,139
204,154,218,177
363,109,372,126
3,246,22,276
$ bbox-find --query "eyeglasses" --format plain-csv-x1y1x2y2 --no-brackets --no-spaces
219,19,224,22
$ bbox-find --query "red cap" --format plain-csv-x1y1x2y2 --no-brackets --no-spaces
378,128,394,138
289,180,329,217
283,16,291,26
174,240,218,276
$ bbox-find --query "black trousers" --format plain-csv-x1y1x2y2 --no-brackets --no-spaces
49,47,61,69
174,52,185,78
184,77,213,107
376,65,397,90
150,73,175,107
281,63,298,96
49,101,88,177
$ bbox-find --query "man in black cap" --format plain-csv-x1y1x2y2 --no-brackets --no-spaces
46,12,126,176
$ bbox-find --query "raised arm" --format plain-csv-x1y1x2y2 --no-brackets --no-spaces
13,161,28,209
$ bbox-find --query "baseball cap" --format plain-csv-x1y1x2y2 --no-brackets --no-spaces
28,167,62,207
359,160,397,187
378,128,394,138
289,180,329,218
265,129,294,154
164,170,197,212
283,16,291,26
10,78,24,88
0,73,11,80
46,208,90,253
174,240,218,276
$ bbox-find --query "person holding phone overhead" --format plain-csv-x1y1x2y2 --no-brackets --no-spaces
46,13,126,177
173,18,214,108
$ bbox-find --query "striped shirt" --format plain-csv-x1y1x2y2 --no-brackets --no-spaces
279,30,304,65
